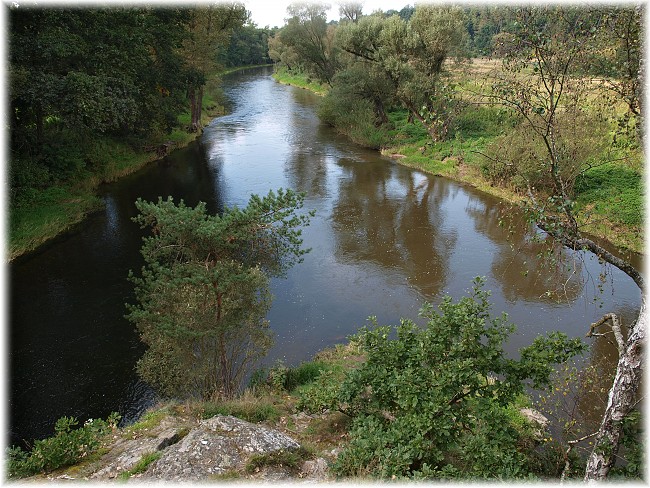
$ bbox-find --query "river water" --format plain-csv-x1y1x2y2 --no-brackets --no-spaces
9,66,643,447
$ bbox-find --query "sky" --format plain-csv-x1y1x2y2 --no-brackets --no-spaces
245,0,408,28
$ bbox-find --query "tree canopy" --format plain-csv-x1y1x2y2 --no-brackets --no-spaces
127,189,313,400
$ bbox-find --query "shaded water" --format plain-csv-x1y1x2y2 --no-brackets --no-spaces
9,67,642,447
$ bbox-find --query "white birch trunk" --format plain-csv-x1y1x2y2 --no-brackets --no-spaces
584,298,646,481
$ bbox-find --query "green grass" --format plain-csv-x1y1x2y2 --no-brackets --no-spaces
118,451,162,480
9,187,103,261
272,67,328,95
575,164,643,227
200,398,280,423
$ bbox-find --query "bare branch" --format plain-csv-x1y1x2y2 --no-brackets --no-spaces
588,313,625,356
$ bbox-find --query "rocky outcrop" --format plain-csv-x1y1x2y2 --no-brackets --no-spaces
79,414,331,482
143,415,300,481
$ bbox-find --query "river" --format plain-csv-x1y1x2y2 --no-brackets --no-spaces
9,66,643,447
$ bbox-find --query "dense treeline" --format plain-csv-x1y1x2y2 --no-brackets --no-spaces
270,2,644,482
219,23,278,67
8,4,273,259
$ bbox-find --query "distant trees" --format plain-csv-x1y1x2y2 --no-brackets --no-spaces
219,23,277,67
127,190,312,400
333,6,467,142
270,3,468,145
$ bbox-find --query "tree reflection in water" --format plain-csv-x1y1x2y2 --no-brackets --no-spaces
331,159,456,299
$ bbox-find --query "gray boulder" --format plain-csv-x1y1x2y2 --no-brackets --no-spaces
142,415,301,481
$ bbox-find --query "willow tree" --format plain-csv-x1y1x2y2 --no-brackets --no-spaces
127,189,312,400
335,6,467,141
271,2,340,85
487,6,644,480
181,3,248,132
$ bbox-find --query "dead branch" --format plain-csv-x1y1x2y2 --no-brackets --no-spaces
587,313,625,355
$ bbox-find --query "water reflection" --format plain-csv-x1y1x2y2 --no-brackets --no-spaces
466,200,583,304
331,160,456,299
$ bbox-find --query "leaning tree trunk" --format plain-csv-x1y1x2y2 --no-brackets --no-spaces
584,298,646,481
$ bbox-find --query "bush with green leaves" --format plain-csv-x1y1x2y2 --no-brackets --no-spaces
333,278,585,480
7,413,120,479
480,111,609,193
296,369,345,414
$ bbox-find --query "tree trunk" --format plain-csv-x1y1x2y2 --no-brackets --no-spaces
537,222,645,480
584,299,646,480
188,85,203,133
35,102,44,148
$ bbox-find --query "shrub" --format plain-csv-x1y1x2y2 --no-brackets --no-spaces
480,112,609,193
333,278,585,480
296,369,345,414
7,413,120,479
254,360,330,393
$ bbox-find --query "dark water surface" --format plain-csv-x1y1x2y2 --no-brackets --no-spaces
9,67,643,447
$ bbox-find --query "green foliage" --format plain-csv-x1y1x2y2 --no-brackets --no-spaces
127,189,313,400
267,360,330,392
118,451,162,480
251,359,331,398
245,447,313,474
271,3,339,85
219,24,275,67
7,413,120,479
333,278,585,480
480,112,609,193
334,6,468,142
318,86,388,149
609,410,644,479
201,400,280,423
296,369,346,414
574,164,643,227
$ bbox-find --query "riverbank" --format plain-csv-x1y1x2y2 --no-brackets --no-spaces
8,85,228,262
272,67,643,255
9,341,553,482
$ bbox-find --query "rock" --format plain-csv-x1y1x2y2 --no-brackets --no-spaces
300,457,329,480
142,415,301,481
520,408,550,440
91,417,187,480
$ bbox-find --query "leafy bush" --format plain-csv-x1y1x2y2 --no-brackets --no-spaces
296,369,345,414
7,413,120,479
480,112,609,193
333,278,585,480
253,360,330,393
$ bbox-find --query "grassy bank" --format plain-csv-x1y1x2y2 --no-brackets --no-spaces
272,67,329,95
273,66,643,255
9,83,228,262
